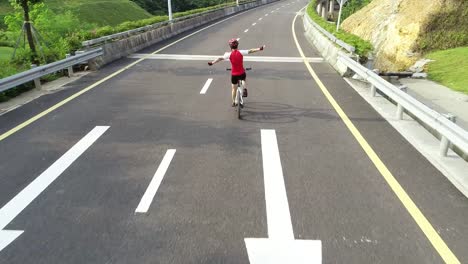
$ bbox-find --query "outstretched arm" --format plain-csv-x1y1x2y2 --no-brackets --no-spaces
248,45,266,54
208,57,224,66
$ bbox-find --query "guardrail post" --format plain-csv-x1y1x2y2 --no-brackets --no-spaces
439,114,457,157
370,84,376,97
395,85,407,120
31,64,42,90
66,54,74,77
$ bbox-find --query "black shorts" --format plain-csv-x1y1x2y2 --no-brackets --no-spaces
231,72,246,85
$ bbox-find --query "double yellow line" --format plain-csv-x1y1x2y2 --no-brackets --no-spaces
292,6,459,264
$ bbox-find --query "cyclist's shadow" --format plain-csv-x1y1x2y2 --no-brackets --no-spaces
240,102,340,123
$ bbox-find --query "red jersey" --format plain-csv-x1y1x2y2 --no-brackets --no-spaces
224,49,249,75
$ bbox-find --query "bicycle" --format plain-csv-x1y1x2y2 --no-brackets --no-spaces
227,67,251,119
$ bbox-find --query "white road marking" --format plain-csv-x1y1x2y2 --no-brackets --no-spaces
265,14,268,16
237,38,241,41
200,78,213,94
259,17,263,20
259,130,293,238
135,149,176,213
0,126,109,252
244,130,322,263
244,29,249,33
271,10,274,13
252,23,257,26
129,54,324,63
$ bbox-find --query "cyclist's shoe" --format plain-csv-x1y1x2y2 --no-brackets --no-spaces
232,102,237,107
242,88,248,97
240,103,244,108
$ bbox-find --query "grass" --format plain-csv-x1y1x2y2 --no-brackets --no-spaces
0,0,152,27
426,47,468,94
416,0,468,52
0,46,13,61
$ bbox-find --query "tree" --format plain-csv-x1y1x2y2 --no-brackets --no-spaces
14,0,43,63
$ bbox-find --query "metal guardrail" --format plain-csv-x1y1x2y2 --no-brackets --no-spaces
0,48,103,93
338,54,468,157
305,11,356,53
82,0,256,48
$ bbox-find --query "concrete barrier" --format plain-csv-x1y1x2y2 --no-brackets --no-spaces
87,0,279,69
302,10,354,76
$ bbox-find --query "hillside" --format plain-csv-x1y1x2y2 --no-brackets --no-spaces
341,0,468,71
0,0,152,28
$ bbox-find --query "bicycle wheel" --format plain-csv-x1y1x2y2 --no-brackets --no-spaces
237,89,241,119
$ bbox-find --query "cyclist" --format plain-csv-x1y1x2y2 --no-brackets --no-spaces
208,38,265,107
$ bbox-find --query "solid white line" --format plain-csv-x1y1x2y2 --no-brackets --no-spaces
252,23,257,26
135,149,176,213
129,54,324,63
200,78,213,94
0,126,109,230
261,130,294,239
244,29,249,33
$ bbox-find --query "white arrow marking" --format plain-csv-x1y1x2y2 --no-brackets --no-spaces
200,78,213,94
135,149,176,213
0,126,109,252
244,130,321,263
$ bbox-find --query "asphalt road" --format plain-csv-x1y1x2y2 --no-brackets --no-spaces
0,0,467,263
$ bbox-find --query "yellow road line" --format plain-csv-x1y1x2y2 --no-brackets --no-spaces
292,6,460,264
0,7,258,142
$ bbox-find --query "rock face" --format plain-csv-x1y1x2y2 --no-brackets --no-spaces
341,0,456,71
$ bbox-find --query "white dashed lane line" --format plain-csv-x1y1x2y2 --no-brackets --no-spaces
244,29,249,33
252,23,257,26
200,78,213,94
135,149,176,214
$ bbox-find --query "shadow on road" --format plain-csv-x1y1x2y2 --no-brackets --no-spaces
240,101,385,124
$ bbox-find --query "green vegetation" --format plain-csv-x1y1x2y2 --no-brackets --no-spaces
416,0,468,53
0,0,151,27
77,1,243,43
131,0,237,15
341,0,372,21
0,45,12,60
46,0,151,26
307,1,373,58
426,47,468,94
0,0,13,29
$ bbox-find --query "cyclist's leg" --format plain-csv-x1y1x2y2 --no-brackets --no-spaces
231,75,238,106
241,73,247,97
231,84,237,105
